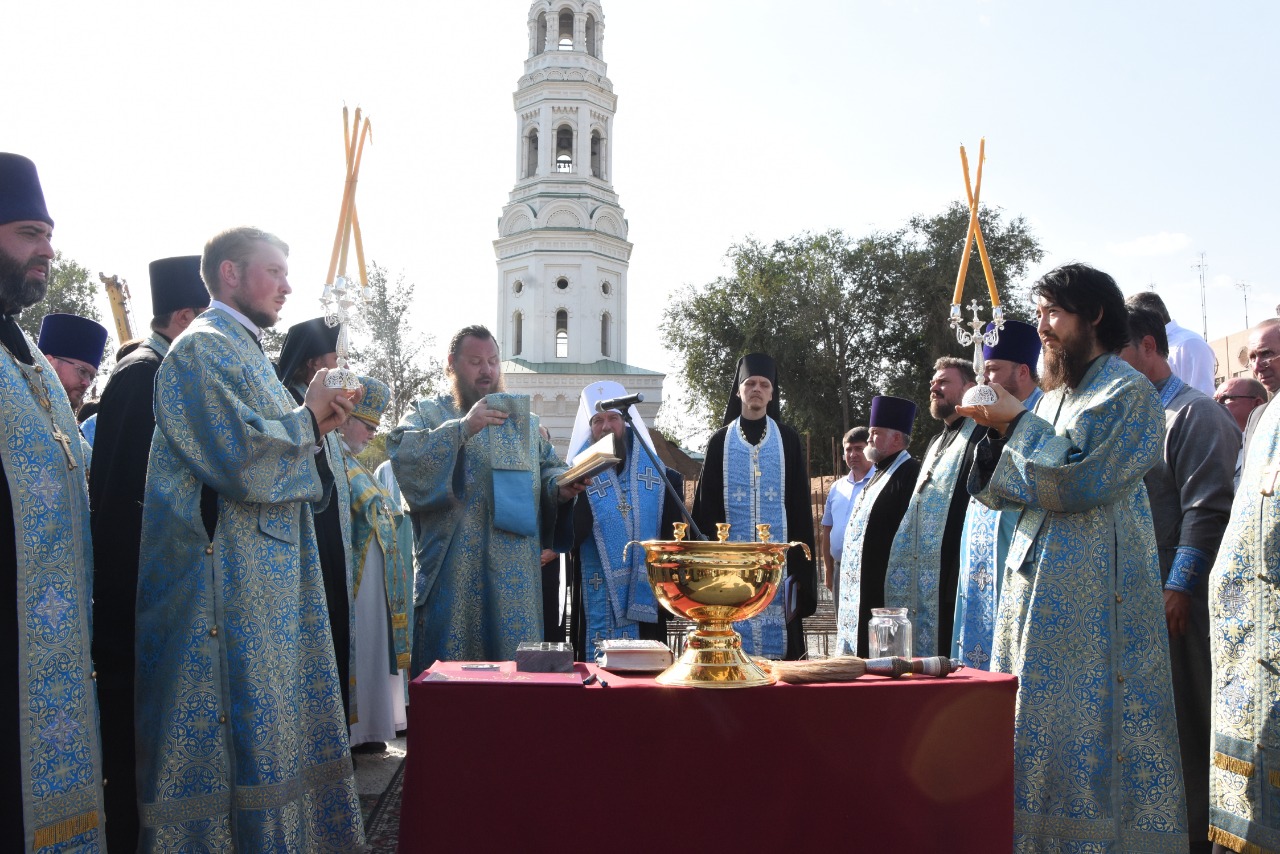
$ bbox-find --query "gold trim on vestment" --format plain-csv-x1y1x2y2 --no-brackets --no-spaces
33,810,99,848
1208,823,1275,854
1215,752,1256,777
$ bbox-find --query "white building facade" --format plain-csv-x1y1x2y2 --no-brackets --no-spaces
494,0,663,458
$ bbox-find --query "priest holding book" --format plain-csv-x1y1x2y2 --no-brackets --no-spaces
389,325,586,675
565,382,685,661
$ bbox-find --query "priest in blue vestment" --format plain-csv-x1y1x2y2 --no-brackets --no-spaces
1208,341,1280,853
692,353,817,660
135,227,365,850
884,356,981,655
389,325,583,674
951,319,1042,669
0,152,107,852
959,262,1187,852
565,381,685,661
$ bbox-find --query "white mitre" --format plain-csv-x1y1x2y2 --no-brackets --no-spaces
568,380,658,465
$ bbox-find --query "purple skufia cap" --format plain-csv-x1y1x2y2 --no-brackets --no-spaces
982,319,1041,367
0,153,53,227
37,313,109,368
869,395,916,435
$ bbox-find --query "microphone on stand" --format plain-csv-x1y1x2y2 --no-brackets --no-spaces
595,392,644,413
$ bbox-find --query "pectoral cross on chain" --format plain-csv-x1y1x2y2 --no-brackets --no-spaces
1262,464,1280,497
51,425,77,471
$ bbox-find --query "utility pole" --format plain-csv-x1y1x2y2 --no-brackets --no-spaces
1191,252,1208,338
1237,281,1251,329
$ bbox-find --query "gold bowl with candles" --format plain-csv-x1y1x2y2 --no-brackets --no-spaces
625,522,811,688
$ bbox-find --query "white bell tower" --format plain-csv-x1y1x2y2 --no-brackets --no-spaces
495,0,663,455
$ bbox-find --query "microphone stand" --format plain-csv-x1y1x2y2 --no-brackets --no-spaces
617,408,707,541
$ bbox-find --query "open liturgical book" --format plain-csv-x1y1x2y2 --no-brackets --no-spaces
556,434,621,487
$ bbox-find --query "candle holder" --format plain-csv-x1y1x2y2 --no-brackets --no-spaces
320,275,368,391
954,301,1004,406
948,138,1005,407
320,106,373,391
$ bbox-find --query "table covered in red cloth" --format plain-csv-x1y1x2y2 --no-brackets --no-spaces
399,662,1016,852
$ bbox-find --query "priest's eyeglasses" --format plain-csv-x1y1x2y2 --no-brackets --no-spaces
1249,350,1276,367
49,356,97,384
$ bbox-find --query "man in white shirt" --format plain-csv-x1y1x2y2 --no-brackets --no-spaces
1127,291,1216,394
821,426,871,604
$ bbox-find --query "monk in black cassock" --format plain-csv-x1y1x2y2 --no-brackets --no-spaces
693,353,816,660
89,254,209,851
275,316,354,720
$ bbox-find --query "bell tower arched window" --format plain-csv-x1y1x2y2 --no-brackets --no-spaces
556,310,569,358
555,126,574,173
585,14,598,57
525,129,538,178
557,11,574,50
513,311,523,356
535,13,547,55
590,130,602,178
601,312,611,357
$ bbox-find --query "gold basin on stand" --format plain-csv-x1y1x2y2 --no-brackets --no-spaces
626,522,811,688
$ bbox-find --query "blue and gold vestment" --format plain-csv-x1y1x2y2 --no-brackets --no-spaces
0,339,105,852
135,308,363,850
389,395,566,672
975,354,1187,852
1209,394,1280,853
885,418,978,656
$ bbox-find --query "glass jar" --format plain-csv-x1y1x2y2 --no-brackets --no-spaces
867,608,912,659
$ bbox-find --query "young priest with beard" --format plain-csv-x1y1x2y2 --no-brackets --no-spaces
692,353,817,660
958,262,1186,852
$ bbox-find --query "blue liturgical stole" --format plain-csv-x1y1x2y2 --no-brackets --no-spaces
885,419,978,655
579,432,664,660
955,387,1042,668
835,450,913,655
723,417,788,658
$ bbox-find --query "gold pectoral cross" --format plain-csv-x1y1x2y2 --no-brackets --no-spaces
51,424,78,471
1262,464,1280,497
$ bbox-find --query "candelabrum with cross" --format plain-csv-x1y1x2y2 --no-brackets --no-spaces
321,105,373,391
320,276,368,391
948,138,1006,408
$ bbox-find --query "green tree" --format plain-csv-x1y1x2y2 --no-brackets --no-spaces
18,250,104,340
352,263,442,429
661,203,1043,467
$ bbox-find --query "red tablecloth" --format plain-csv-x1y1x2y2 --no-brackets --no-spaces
399,663,1016,852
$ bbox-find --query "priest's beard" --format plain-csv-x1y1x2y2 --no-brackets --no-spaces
452,372,505,411
1041,326,1097,392
0,247,49,314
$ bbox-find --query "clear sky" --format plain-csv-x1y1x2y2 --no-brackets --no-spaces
7,0,1277,408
